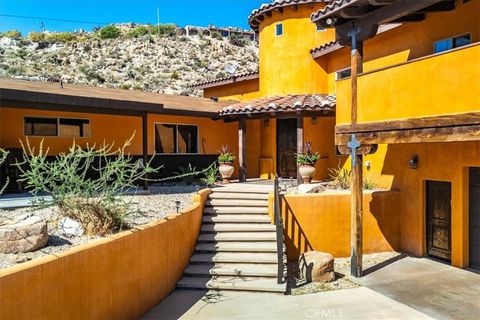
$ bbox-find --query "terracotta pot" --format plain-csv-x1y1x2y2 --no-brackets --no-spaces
299,164,316,184
219,162,234,183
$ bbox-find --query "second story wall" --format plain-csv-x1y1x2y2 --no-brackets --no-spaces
258,3,335,96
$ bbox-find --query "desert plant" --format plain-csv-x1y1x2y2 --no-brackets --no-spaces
297,141,320,166
127,26,149,38
229,34,247,47
99,25,121,39
1,30,22,39
200,163,219,186
28,31,46,42
218,145,236,163
328,165,351,190
174,163,199,185
363,175,377,190
0,149,9,194
17,135,158,235
45,32,78,43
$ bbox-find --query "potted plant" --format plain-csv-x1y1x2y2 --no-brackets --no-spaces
218,145,236,183
297,141,320,184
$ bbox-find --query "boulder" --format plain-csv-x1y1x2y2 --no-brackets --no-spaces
0,214,49,253
59,217,84,237
299,251,335,283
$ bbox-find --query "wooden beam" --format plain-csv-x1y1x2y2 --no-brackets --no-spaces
392,13,426,23
296,114,304,185
239,118,247,182
336,124,480,145
142,113,149,191
337,144,377,155
350,39,363,124
222,110,335,122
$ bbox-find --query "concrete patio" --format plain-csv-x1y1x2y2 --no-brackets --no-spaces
143,256,480,320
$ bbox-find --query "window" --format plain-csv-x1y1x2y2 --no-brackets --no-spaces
24,117,90,137
154,123,198,154
316,24,325,32
275,23,283,37
336,68,351,80
434,33,471,53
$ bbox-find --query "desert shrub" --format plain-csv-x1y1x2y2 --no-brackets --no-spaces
229,34,247,47
17,136,158,235
200,163,219,186
1,30,22,39
28,32,46,42
211,31,221,39
150,23,176,36
0,149,8,194
363,175,377,190
297,141,320,165
99,25,121,39
174,163,199,185
45,32,78,43
127,26,149,38
171,70,180,79
328,166,351,190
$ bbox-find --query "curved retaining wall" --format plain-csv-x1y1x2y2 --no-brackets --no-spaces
0,188,211,320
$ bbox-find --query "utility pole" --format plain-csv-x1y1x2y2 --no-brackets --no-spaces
157,7,160,35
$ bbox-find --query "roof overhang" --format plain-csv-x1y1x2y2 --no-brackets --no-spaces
311,0,456,45
189,71,259,90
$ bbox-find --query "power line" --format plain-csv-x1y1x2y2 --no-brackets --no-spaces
0,14,109,26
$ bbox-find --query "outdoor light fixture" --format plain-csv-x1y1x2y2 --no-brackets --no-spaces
365,160,371,171
409,155,419,169
264,119,270,127
175,201,181,213
311,116,317,125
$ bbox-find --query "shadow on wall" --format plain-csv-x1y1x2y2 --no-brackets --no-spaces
283,199,314,260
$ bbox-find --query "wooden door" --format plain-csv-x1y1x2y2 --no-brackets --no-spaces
276,118,297,178
426,181,452,261
469,168,480,269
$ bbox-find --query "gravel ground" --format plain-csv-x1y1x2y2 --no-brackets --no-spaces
0,184,198,270
288,252,402,295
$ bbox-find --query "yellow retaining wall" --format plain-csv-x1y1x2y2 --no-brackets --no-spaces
269,191,401,260
0,189,211,320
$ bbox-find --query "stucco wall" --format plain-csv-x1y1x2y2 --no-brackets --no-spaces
204,79,260,102
0,189,210,320
269,190,401,260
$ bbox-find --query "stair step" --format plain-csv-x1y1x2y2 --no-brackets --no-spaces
204,207,268,214
177,276,286,293
190,252,278,264
211,186,272,194
206,199,268,207
195,241,277,253
201,223,276,233
202,214,271,224
184,263,278,277
198,232,276,242
208,192,269,200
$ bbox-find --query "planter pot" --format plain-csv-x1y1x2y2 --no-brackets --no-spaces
219,162,234,183
299,164,316,184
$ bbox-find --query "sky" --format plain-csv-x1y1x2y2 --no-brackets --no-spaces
0,0,267,35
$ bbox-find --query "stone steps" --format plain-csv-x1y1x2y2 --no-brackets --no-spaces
203,206,269,214
177,276,286,293
210,186,272,194
206,199,268,207
202,214,271,224
198,232,277,242
184,263,278,277
190,252,278,264
208,192,269,200
201,223,276,233
195,241,277,253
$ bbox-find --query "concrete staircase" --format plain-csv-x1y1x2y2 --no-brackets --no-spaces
177,184,286,293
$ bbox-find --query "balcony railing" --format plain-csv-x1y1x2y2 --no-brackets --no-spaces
335,42,480,126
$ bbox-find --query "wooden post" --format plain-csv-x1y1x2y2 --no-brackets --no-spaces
239,118,247,182
350,27,364,277
142,113,149,191
296,114,304,185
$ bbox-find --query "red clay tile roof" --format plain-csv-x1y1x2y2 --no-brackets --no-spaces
249,0,333,32
311,0,362,23
189,70,259,89
220,94,336,116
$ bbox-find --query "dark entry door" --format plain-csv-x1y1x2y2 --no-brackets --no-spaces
426,181,452,261
469,168,480,269
276,118,297,178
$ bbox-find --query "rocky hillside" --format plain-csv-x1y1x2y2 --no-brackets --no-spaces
0,24,258,96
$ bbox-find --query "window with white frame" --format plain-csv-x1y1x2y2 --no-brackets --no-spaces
275,23,283,37
336,68,351,80
316,24,325,32
24,116,91,137
434,33,471,53
154,123,198,154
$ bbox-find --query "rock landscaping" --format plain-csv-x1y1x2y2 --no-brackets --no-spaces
298,251,335,283
0,184,197,269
